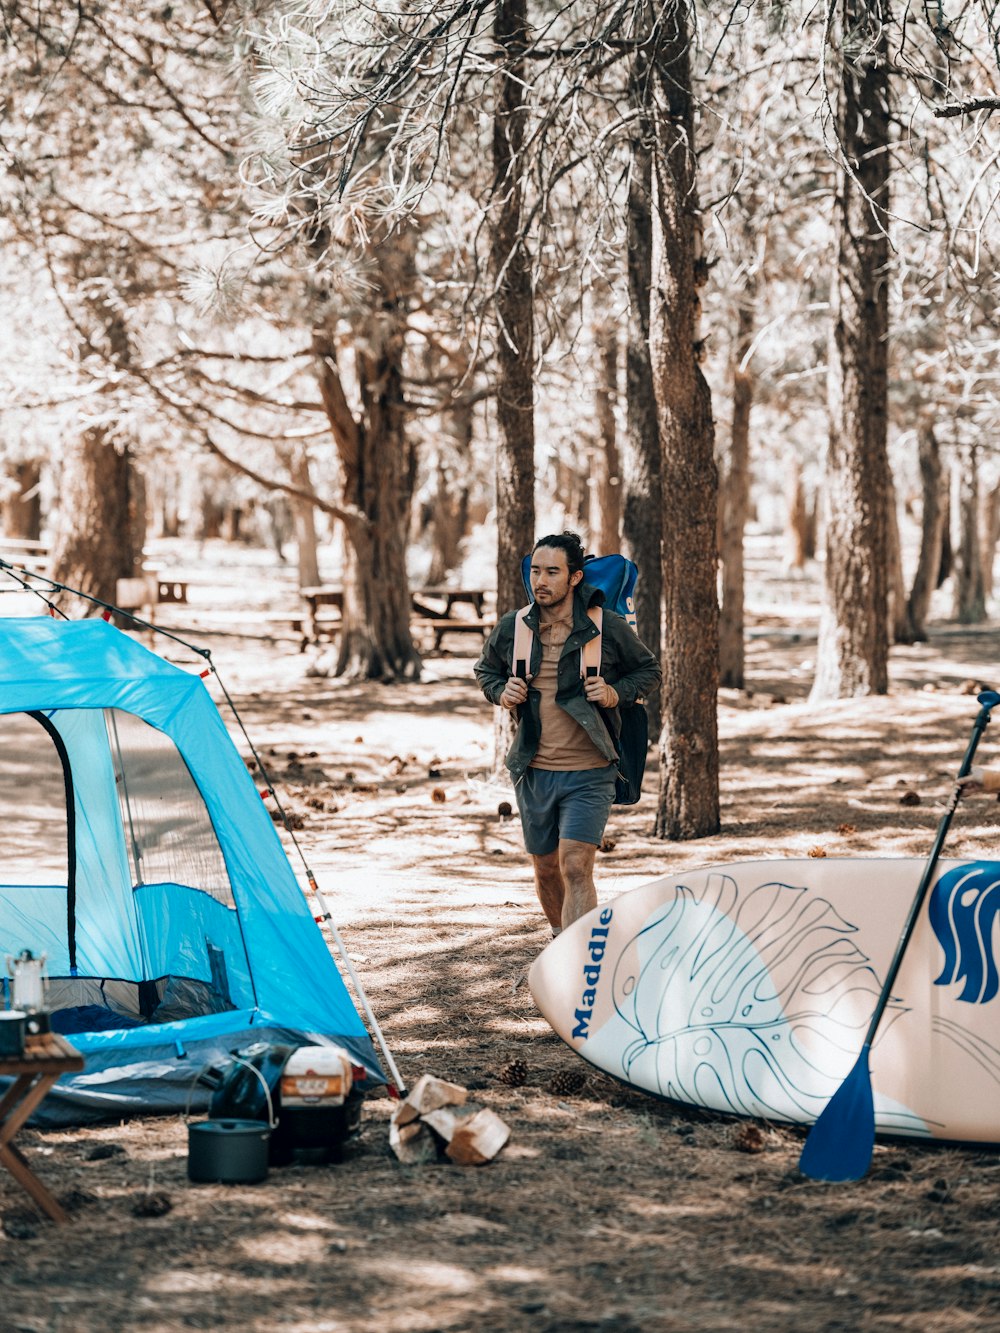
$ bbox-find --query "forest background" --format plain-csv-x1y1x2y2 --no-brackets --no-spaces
3,0,1000,835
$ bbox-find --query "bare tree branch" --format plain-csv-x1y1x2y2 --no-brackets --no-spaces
935,96,1000,118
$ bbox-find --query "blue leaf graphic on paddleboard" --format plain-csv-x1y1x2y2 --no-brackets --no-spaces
929,863,1000,1005
602,873,900,1122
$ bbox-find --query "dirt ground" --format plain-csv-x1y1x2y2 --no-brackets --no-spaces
3,542,1000,1333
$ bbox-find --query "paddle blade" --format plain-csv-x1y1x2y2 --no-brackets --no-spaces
799,1044,875,1182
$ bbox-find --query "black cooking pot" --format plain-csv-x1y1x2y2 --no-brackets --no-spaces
187,1119,270,1184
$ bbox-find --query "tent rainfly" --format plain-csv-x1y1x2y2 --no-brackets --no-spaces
0,616,383,1123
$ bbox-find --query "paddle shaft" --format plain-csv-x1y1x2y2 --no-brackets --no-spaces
860,693,998,1050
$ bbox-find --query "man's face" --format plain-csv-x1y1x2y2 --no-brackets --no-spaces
529,546,581,608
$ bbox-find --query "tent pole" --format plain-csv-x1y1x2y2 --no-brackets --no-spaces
309,876,407,1096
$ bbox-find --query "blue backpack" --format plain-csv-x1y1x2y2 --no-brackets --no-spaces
518,552,648,805
520,553,638,629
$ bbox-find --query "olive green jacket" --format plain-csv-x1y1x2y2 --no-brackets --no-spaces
474,581,661,782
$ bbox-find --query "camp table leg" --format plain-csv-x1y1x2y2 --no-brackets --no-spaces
0,1073,33,1124
0,1073,69,1224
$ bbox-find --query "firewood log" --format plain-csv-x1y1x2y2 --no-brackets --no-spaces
445,1108,511,1166
421,1104,478,1144
388,1116,438,1164
393,1074,468,1126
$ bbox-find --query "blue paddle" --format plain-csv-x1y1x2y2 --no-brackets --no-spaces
799,688,1000,1182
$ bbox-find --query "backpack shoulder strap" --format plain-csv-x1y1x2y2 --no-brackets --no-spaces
513,605,603,681
513,606,535,680
581,606,603,679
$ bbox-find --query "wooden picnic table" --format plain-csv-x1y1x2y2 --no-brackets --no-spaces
302,585,490,615
0,1032,84,1224
300,586,344,642
298,585,495,651
410,587,493,619
409,588,495,650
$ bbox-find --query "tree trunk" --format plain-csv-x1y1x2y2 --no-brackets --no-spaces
426,402,474,585
980,482,1000,599
288,450,321,591
906,418,945,640
222,505,247,543
199,492,225,541
554,457,589,535
621,112,662,736
147,468,181,540
719,297,754,690
1,460,42,541
313,299,421,679
937,476,953,590
810,3,892,701
886,474,912,644
953,442,986,624
50,435,144,610
649,4,719,840
592,316,620,555
426,471,470,587
491,0,536,771
784,459,812,570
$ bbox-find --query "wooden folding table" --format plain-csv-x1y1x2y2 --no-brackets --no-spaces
0,1032,83,1224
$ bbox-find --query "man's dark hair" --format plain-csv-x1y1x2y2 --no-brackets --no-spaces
532,531,586,576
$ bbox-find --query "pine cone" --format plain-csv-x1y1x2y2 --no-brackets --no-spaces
548,1067,587,1097
496,1058,529,1087
131,1190,173,1218
732,1123,767,1154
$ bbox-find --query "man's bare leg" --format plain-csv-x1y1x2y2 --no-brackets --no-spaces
531,849,566,931
558,838,599,928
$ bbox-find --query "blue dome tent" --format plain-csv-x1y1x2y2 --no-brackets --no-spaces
0,616,384,1123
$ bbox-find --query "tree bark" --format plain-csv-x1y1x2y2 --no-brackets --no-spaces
810,3,892,701
621,112,662,736
426,402,474,585
312,298,420,679
953,442,986,624
886,474,912,643
492,0,535,613
50,435,144,610
1,460,42,541
592,316,621,555
288,449,321,591
555,457,589,536
491,0,536,771
980,482,1000,599
784,459,812,570
426,468,471,586
937,477,953,590
906,418,945,640
719,296,754,690
649,4,719,840
49,291,145,612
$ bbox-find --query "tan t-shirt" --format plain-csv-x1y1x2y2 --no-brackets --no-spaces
530,618,608,772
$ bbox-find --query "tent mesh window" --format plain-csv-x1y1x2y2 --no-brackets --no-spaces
105,708,236,907
0,711,69,887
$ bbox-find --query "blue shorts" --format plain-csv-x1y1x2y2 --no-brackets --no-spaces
514,765,617,856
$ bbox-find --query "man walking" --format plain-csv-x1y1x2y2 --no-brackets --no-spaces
475,532,661,933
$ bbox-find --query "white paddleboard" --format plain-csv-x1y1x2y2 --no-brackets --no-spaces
528,858,1000,1142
